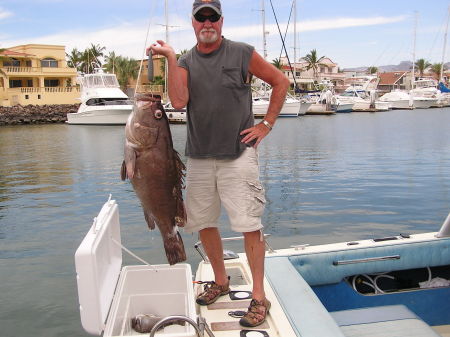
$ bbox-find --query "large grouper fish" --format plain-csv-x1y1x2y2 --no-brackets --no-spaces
121,93,186,265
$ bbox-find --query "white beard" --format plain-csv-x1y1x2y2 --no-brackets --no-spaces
199,29,218,43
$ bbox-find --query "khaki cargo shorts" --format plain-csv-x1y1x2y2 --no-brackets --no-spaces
184,147,266,233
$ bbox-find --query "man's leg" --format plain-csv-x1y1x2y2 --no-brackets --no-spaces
243,230,266,301
199,227,229,286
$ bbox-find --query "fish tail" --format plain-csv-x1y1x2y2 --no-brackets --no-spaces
163,231,186,265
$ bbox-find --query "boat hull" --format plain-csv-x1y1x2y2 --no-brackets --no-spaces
67,105,133,125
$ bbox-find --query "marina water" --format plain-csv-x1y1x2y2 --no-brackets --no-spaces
1,108,450,337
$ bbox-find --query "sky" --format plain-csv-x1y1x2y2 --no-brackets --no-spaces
0,0,449,69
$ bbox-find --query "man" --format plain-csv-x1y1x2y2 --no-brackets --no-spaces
150,0,289,327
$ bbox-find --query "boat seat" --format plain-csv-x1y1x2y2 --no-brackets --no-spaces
288,238,450,286
265,256,345,337
331,305,441,337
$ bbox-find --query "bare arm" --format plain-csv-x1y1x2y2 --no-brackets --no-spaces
241,50,290,147
149,40,189,109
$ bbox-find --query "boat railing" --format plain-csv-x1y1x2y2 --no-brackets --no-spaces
149,315,215,337
194,234,274,263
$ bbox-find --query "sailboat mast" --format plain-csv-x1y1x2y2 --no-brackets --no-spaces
440,6,450,83
261,0,267,60
411,11,418,89
293,0,297,93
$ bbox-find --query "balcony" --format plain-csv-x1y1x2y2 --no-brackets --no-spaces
8,86,80,93
1,66,77,75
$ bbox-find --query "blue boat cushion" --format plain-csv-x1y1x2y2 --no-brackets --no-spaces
288,238,450,286
331,305,440,337
265,256,345,337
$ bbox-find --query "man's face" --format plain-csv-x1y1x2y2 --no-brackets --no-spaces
192,8,223,44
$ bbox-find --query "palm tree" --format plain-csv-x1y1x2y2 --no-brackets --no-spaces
115,56,139,91
430,63,445,80
414,58,431,78
271,58,282,70
104,51,119,74
176,49,189,60
88,43,106,70
367,66,378,74
303,49,326,81
66,48,83,71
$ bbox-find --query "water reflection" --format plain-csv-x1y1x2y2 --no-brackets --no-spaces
0,109,449,337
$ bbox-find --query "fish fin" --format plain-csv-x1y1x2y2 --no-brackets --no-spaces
144,210,156,230
172,149,186,218
120,161,127,181
163,231,186,265
124,144,137,179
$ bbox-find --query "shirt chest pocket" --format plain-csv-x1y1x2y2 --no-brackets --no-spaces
221,67,247,89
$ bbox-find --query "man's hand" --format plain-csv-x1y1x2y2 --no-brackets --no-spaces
240,122,271,148
148,40,176,58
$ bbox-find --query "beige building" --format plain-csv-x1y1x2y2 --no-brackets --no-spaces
0,44,79,106
280,56,346,92
127,54,165,98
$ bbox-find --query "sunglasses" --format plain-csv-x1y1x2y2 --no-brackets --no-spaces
194,13,221,23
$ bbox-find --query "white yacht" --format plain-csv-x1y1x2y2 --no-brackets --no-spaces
379,91,414,109
411,78,448,107
67,70,133,125
75,197,450,337
253,94,306,118
337,76,389,111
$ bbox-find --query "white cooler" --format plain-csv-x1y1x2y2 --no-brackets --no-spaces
75,198,197,336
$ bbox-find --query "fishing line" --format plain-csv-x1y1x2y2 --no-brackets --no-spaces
135,0,158,97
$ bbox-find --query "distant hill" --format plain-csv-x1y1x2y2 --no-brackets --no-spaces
344,61,450,73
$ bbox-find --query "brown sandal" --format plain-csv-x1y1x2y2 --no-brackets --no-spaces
196,280,230,306
239,298,271,327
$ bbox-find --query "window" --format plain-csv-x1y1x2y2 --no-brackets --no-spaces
9,79,22,88
44,79,59,87
27,80,33,87
26,60,32,67
41,58,58,68
3,58,20,67
25,95,29,99
38,95,41,99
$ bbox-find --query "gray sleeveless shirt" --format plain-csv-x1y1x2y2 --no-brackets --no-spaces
178,38,255,159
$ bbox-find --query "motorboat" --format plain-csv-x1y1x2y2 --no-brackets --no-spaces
75,196,450,336
339,76,390,111
379,91,413,109
411,78,449,107
164,102,186,124
253,93,306,118
67,70,133,125
338,90,390,111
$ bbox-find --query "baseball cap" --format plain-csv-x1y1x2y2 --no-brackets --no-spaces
192,0,222,16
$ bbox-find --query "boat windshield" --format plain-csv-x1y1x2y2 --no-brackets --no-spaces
81,74,120,88
86,98,132,106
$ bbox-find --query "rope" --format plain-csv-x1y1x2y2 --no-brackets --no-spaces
268,0,298,88
111,237,155,268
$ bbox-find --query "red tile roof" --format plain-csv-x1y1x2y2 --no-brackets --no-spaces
379,72,407,85
0,49,35,57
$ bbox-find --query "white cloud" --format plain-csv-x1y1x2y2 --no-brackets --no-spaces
2,15,407,62
0,7,13,20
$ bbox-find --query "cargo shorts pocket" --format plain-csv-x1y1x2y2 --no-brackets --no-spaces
247,181,266,216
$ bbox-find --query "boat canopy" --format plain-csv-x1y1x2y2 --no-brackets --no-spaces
438,82,450,93
80,74,120,89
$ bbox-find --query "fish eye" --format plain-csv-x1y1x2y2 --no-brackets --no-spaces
154,110,163,119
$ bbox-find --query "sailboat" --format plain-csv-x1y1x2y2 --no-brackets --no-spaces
252,0,308,118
